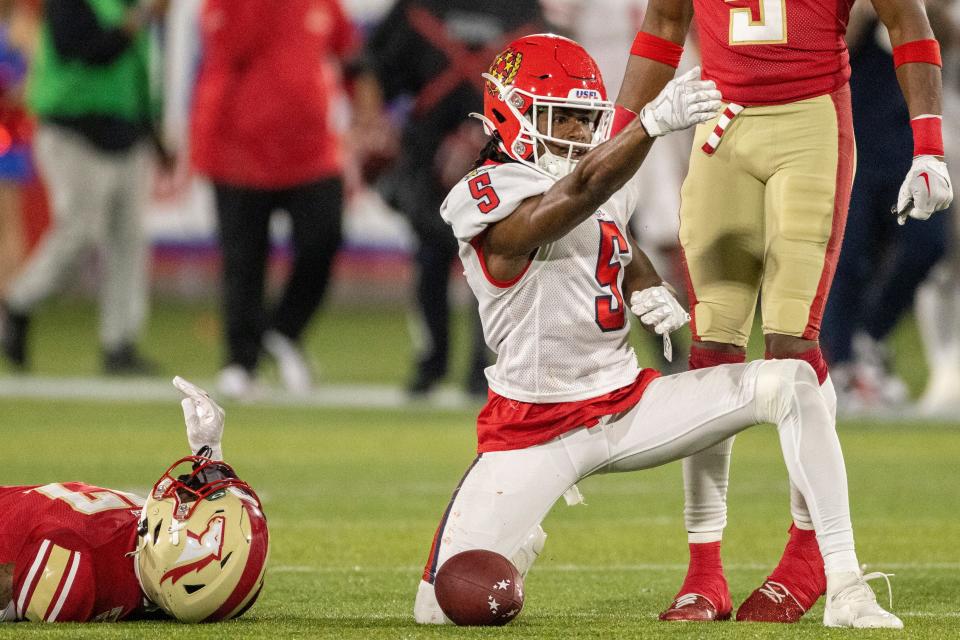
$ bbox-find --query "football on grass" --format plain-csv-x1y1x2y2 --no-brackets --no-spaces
434,550,524,626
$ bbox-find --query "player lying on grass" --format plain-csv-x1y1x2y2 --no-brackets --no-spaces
0,378,269,623
413,33,902,629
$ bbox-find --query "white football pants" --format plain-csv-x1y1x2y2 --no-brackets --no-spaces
415,359,857,622
681,372,836,539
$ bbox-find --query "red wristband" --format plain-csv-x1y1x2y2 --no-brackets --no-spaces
911,115,944,157
893,39,942,68
630,31,683,68
611,105,638,136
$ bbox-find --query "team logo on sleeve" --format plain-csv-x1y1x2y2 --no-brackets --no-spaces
486,48,523,97
160,516,226,585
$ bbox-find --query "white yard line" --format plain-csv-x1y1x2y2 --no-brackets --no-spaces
0,375,478,411
1,375,958,423
272,562,960,574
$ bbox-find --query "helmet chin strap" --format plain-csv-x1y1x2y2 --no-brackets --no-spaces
537,145,579,178
537,149,577,178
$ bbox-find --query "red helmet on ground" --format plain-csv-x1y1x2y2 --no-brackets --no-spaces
475,33,613,177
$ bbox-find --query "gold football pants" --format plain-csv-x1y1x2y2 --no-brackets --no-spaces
678,85,855,346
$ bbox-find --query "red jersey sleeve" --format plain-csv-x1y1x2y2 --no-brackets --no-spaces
14,536,95,622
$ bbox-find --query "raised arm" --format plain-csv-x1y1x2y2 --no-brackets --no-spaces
615,0,695,115
483,67,720,281
872,0,954,221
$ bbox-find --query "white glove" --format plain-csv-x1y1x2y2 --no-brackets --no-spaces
639,66,722,138
630,285,690,335
173,376,225,460
895,155,953,224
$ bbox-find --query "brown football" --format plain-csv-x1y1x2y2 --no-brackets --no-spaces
434,549,525,626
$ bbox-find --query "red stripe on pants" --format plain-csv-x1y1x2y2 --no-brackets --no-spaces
804,84,854,340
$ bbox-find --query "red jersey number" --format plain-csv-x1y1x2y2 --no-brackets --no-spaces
595,220,628,332
725,0,787,45
468,173,501,214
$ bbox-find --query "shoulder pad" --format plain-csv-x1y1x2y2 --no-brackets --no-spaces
441,162,555,242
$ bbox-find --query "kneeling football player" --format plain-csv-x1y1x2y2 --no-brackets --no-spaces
414,33,902,629
0,378,269,623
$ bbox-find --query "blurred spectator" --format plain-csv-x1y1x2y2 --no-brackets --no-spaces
916,0,960,416
820,1,952,412
1,0,167,375
355,0,543,397
191,0,355,399
0,0,35,294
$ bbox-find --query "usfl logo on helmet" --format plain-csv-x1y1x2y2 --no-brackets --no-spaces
486,48,523,97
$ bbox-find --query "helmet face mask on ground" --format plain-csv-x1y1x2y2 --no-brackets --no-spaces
135,456,270,623
474,33,614,178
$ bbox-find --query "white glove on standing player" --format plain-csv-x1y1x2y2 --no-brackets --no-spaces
639,66,722,138
173,376,225,460
895,155,954,224
630,285,690,335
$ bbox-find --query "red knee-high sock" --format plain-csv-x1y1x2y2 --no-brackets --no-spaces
676,541,731,610
767,524,827,609
689,345,746,370
765,347,828,384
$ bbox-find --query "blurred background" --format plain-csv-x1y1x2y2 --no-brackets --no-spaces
0,4,958,636
0,0,957,419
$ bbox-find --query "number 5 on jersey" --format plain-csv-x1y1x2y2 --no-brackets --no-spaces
595,221,629,332
468,172,501,214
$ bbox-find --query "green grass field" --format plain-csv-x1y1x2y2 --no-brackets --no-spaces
0,300,957,638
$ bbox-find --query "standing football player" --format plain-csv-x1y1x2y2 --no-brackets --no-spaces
613,0,954,623
414,33,902,629
0,378,269,623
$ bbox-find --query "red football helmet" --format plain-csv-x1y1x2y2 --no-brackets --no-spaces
475,33,613,177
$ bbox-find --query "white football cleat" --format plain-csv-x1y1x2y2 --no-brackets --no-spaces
823,571,903,629
414,579,450,625
263,330,313,395
510,525,546,578
216,364,257,402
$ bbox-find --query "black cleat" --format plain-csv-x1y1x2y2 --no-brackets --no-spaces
1,302,29,370
103,344,159,376
407,366,444,397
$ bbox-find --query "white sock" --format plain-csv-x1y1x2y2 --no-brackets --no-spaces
682,437,734,538
688,530,723,544
823,551,861,578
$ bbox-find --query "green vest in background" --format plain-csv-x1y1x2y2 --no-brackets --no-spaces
27,0,155,123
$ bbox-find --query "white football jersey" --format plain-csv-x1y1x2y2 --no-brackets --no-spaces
441,161,645,403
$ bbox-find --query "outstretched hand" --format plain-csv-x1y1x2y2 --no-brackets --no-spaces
639,66,722,138
173,376,225,461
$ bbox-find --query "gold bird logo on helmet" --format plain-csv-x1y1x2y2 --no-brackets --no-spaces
486,49,523,97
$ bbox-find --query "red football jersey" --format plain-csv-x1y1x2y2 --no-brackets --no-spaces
694,0,856,105
0,483,149,622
